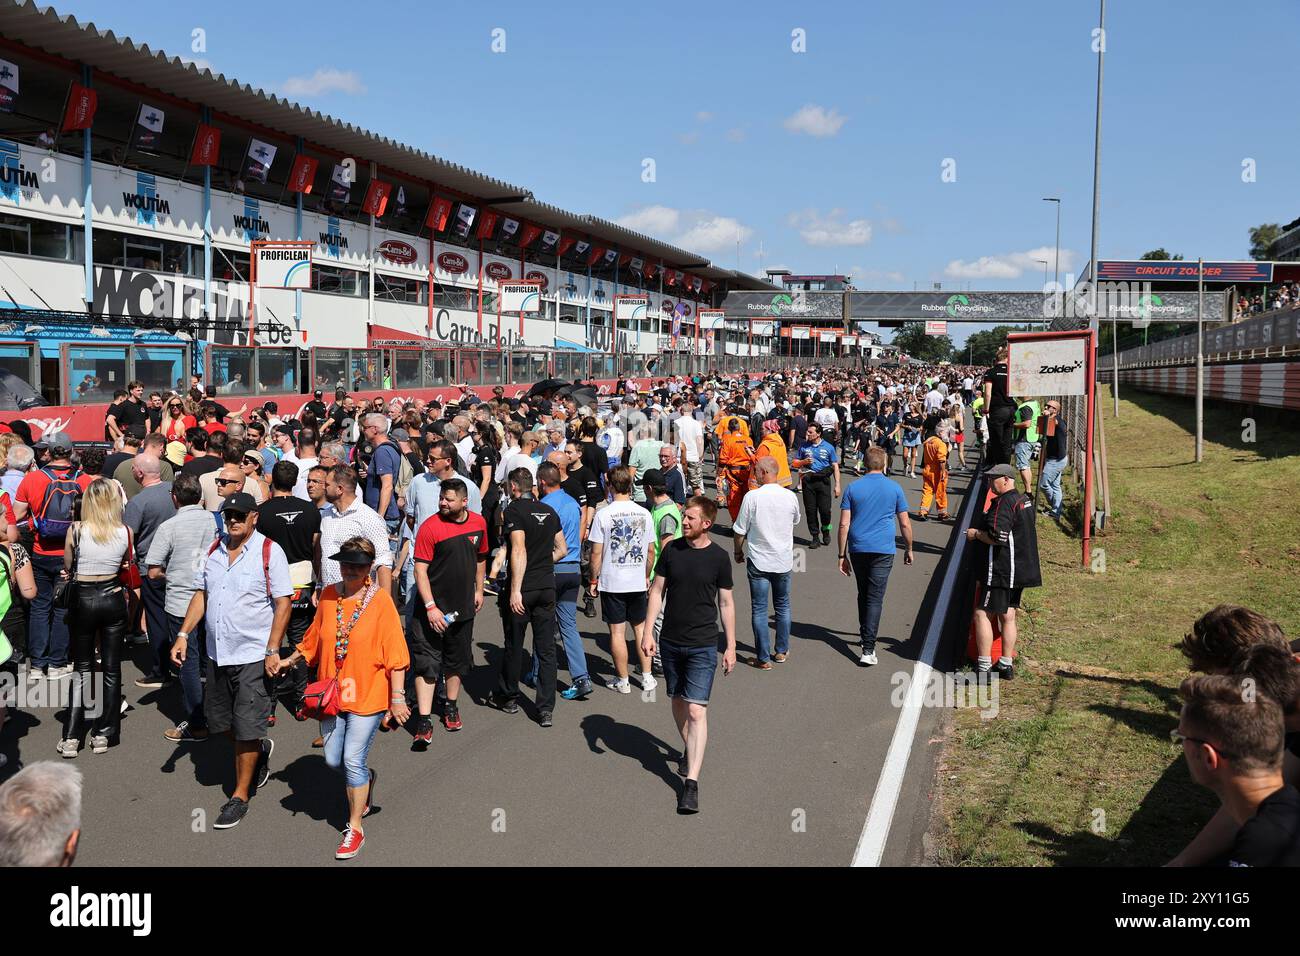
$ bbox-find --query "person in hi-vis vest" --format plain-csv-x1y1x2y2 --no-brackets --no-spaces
1011,398,1041,494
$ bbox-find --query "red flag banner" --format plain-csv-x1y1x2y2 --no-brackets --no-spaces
519,223,543,248
362,179,392,217
60,82,97,132
586,245,605,266
666,270,680,287
643,260,658,280
476,210,499,240
556,235,576,258
618,251,634,267
286,154,318,194
426,196,453,232
189,123,222,166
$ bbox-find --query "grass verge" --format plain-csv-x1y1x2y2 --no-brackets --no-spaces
935,390,1300,866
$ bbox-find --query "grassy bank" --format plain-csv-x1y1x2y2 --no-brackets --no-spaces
935,391,1300,866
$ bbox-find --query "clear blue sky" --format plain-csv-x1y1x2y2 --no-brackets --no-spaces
62,0,1300,345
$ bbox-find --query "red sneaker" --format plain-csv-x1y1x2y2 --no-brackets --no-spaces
335,826,364,860
442,703,462,732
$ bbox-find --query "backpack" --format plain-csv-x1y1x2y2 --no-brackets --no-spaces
34,466,83,542
208,535,274,598
395,453,415,502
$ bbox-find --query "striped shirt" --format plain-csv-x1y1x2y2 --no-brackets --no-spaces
319,496,394,587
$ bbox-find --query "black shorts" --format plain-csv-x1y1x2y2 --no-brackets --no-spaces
601,590,648,626
411,615,475,679
204,658,272,741
980,586,1023,616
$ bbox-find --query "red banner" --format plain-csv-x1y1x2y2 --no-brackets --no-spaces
643,260,658,280
362,179,392,217
286,154,318,194
618,251,634,267
586,245,605,266
476,210,499,240
557,235,576,257
426,196,453,231
60,82,97,132
519,223,543,248
665,270,680,287
189,123,222,166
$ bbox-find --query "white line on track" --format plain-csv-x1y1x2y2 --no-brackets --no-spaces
850,476,977,867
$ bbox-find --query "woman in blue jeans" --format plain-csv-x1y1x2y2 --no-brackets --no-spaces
280,536,409,860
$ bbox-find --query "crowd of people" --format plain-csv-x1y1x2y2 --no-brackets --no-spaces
1235,282,1300,319
0,353,1294,867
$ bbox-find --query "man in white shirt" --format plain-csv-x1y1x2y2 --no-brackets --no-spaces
673,399,705,495
923,385,945,415
813,397,840,434
587,466,656,693
316,464,394,591
732,456,801,667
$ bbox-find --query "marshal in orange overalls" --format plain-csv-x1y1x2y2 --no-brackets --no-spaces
718,430,755,520
918,434,950,517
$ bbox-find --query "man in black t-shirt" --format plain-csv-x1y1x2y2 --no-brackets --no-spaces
1178,673,1300,866
642,495,736,815
982,344,1015,466
491,467,566,724
179,430,226,480
256,460,322,711
304,390,329,424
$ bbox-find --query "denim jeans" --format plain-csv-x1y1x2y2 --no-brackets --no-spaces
526,573,584,684
553,570,586,683
746,565,791,662
848,552,894,652
321,710,384,788
29,552,70,670
167,613,206,728
1039,456,1067,514
140,573,171,677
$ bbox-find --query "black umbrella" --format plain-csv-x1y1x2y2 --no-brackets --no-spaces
525,378,568,398
555,384,598,408
0,370,48,411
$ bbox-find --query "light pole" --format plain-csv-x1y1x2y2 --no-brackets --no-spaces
1034,258,1049,290
1042,197,1061,292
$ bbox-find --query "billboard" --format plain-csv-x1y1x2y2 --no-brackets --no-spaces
1008,336,1089,397
721,290,843,320
924,320,948,336
615,295,649,322
1095,260,1273,284
500,282,540,313
255,244,312,289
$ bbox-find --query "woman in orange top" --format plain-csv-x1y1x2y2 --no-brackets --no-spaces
280,536,410,861
750,419,792,489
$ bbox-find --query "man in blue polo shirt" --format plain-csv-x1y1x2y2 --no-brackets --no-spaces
837,446,913,666
792,422,841,548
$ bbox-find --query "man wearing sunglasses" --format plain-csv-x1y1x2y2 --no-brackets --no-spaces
171,492,293,830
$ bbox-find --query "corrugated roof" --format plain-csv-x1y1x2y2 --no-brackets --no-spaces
2,0,778,287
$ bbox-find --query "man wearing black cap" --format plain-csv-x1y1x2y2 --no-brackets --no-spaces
171,492,293,830
965,463,1041,679
304,389,329,424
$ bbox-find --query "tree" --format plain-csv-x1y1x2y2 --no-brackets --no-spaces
962,325,1032,366
889,322,954,363
1139,248,1183,260
1248,224,1281,261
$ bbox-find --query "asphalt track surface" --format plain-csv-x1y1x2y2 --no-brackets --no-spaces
1,456,974,867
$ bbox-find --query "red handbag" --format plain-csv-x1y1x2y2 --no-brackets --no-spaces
296,582,378,721
120,528,142,589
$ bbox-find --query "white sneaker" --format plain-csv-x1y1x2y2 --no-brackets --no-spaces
26,667,43,683
606,676,631,694
47,664,73,680
56,738,79,758
858,651,878,666
640,673,658,691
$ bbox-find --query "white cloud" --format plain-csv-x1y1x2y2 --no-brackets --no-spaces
281,68,366,97
944,246,1078,280
675,131,700,145
614,205,752,254
787,209,872,246
695,111,714,123
725,127,746,142
850,266,905,285
783,104,846,138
